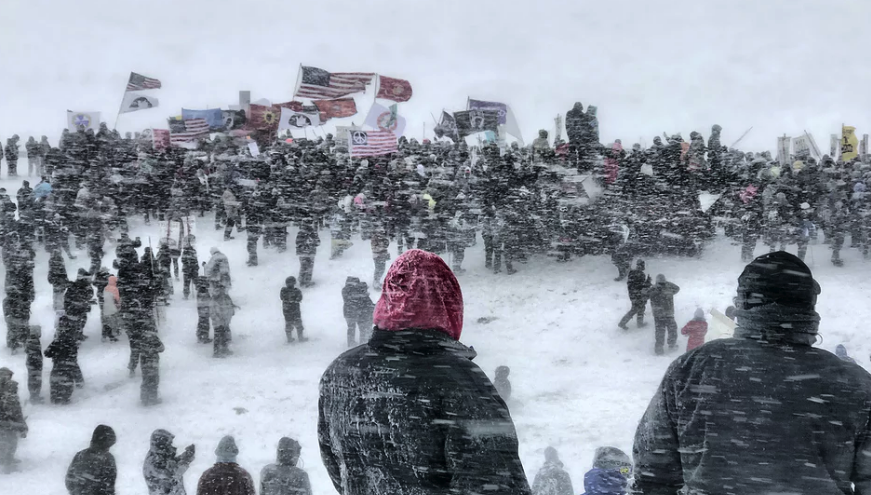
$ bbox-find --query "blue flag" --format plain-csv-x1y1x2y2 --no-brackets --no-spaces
182,108,225,130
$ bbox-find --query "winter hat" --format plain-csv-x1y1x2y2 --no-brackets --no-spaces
30,325,41,337
90,425,117,452
655,274,666,284
495,365,510,378
736,251,820,311
635,259,645,271
285,276,296,287
0,367,12,380
77,268,89,280
836,344,849,358
373,249,464,340
592,446,632,475
210,247,219,256
544,446,560,464
694,308,705,320
277,437,301,465
215,435,238,463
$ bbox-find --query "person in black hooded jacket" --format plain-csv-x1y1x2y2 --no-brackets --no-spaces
64,269,94,340
531,447,574,495
341,277,373,347
66,424,117,495
618,260,651,330
44,316,84,404
632,251,871,495
319,249,531,495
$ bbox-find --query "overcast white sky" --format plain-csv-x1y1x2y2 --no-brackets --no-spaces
2,0,869,151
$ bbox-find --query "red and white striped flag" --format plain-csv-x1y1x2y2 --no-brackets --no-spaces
348,130,397,157
295,66,374,100
127,72,162,91
169,118,210,146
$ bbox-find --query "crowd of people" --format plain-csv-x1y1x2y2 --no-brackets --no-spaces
1,102,871,494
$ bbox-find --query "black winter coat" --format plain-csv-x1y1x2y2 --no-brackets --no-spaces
633,330,871,495
181,247,199,276
65,279,93,316
66,427,117,495
644,281,679,318
318,329,531,495
279,287,302,318
626,269,650,301
295,229,320,256
341,278,371,320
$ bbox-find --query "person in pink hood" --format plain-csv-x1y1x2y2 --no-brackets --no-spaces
318,249,531,495
681,308,708,352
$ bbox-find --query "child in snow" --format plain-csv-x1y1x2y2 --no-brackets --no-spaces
582,447,632,495
101,276,121,342
836,344,856,364
494,366,512,401
25,325,43,404
195,272,212,344
532,446,574,495
260,437,312,495
280,276,305,343
681,308,708,352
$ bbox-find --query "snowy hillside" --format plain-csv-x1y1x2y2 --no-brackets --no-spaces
1,171,869,493
4,0,871,151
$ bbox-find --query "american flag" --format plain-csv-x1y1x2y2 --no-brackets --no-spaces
348,130,397,157
169,118,210,146
127,72,162,91
295,66,374,100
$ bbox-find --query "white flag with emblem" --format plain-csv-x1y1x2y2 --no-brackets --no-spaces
119,92,159,114
278,107,321,131
67,111,101,132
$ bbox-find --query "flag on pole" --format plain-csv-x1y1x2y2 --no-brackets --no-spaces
247,104,282,131
376,75,413,102
469,98,524,144
841,125,859,162
126,72,162,91
348,130,398,157
169,118,210,145
468,99,508,124
119,92,159,114
152,129,170,150
364,102,406,137
67,111,101,132
454,109,499,137
433,111,459,141
313,98,358,119
295,66,374,99
278,107,321,131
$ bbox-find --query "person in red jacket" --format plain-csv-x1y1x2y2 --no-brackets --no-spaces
196,436,255,495
681,308,708,352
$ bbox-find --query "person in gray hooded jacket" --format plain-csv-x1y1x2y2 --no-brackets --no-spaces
260,437,312,495
532,447,573,495
143,429,195,495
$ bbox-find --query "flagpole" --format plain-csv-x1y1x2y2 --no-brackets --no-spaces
113,85,128,130
293,64,303,99
373,74,379,106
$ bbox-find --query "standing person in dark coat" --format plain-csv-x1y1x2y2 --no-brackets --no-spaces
618,260,651,330
631,251,871,495
195,275,212,344
24,325,43,404
4,135,19,178
643,274,680,355
143,429,195,495
0,368,27,474
494,365,512,401
279,276,305,343
532,447,574,495
44,316,84,404
259,437,312,495
139,330,164,406
318,249,532,495
65,425,116,495
295,223,319,288
341,277,374,347
196,436,256,495
180,236,199,300
65,269,94,341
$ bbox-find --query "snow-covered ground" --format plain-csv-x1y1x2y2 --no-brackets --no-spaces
1,173,869,493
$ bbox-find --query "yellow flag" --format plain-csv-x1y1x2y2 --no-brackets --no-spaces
842,125,859,162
